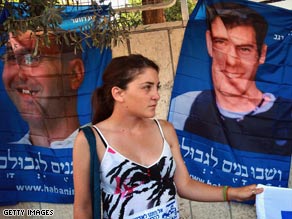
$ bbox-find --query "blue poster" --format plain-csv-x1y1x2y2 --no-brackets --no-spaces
168,0,292,191
0,4,112,205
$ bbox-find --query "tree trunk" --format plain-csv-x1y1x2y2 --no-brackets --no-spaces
142,0,166,24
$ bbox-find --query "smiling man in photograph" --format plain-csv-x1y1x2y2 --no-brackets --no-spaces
2,31,85,148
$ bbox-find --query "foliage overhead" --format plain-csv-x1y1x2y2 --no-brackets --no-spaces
120,0,196,25
165,0,196,22
0,0,139,51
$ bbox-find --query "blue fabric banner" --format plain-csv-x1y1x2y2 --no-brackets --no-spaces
0,4,112,205
59,4,110,32
168,0,292,194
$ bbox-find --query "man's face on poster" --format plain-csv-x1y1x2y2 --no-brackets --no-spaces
1,32,73,123
206,16,267,97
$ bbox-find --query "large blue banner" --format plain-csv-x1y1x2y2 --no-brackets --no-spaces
168,0,292,191
0,4,112,205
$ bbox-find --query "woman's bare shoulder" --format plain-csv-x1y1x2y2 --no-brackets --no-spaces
156,119,175,130
155,119,177,144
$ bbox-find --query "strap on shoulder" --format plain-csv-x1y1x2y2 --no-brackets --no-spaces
80,126,101,219
92,125,108,148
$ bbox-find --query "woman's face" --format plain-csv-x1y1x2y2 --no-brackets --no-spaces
121,67,160,118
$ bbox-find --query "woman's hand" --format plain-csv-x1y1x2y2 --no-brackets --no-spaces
228,184,263,202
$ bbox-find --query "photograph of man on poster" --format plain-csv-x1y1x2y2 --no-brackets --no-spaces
170,2,292,156
1,31,85,148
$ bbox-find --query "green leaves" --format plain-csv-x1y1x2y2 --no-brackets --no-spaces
0,0,135,51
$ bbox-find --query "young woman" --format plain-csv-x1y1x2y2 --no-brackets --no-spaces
73,54,263,219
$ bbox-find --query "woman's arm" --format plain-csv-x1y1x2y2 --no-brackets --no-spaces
160,120,263,202
73,131,93,219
